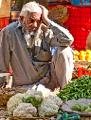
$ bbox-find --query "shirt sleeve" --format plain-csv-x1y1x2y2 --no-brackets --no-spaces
0,28,11,72
48,19,74,47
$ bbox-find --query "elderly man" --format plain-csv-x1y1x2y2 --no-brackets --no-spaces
0,1,74,90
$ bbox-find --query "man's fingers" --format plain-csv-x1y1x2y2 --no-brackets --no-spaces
39,5,48,19
39,5,48,15
39,5,49,26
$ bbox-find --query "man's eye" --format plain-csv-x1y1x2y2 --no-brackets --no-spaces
30,19,35,22
28,19,34,23
27,18,34,22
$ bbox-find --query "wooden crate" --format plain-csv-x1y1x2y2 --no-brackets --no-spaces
81,116,91,120
8,116,52,120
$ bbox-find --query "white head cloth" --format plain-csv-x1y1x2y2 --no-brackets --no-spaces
20,1,42,16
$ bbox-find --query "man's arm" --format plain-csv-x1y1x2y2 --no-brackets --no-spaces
40,5,74,46
0,28,11,72
48,20,74,47
48,20,74,42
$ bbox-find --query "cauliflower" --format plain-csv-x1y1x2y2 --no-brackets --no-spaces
46,95,63,107
13,103,37,117
7,89,42,115
38,99,59,117
32,84,52,98
38,94,63,117
7,93,25,115
26,89,43,98
7,88,62,118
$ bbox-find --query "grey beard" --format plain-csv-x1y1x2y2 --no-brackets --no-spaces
24,28,42,48
21,21,43,48
24,32,35,48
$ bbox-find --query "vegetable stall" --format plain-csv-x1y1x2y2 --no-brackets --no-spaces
0,0,91,120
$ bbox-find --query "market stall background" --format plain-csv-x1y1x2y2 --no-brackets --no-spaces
48,2,91,50
0,0,11,29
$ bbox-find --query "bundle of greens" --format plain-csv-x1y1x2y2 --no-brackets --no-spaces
57,76,91,101
23,96,42,108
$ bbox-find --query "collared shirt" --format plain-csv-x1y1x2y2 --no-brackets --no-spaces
0,20,74,86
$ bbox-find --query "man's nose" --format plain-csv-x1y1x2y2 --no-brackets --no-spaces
33,21,37,28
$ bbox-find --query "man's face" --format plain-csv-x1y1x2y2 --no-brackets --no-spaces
22,12,42,32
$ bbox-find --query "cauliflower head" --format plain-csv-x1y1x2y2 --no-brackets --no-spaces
46,95,63,107
13,103,37,117
38,99,59,117
7,93,25,115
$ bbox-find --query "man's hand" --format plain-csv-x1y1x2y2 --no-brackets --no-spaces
39,5,50,26
39,23,48,32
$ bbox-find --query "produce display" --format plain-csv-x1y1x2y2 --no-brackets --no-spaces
73,49,91,61
61,99,91,114
77,66,91,77
7,89,63,118
57,76,91,101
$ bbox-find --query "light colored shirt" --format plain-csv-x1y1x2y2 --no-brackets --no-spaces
0,20,74,87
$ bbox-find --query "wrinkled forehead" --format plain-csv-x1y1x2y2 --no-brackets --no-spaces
26,12,42,20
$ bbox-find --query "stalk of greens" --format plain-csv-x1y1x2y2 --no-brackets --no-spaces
22,96,42,108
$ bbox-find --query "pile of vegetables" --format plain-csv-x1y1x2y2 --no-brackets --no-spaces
72,103,91,112
73,49,91,61
7,89,63,117
57,76,91,101
77,67,91,77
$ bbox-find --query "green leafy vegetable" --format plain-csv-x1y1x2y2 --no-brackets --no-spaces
57,76,91,101
71,104,88,112
22,96,42,107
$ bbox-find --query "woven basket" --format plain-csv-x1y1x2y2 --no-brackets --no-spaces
0,112,56,120
81,116,91,120
8,116,54,120
74,61,91,68
0,87,27,107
